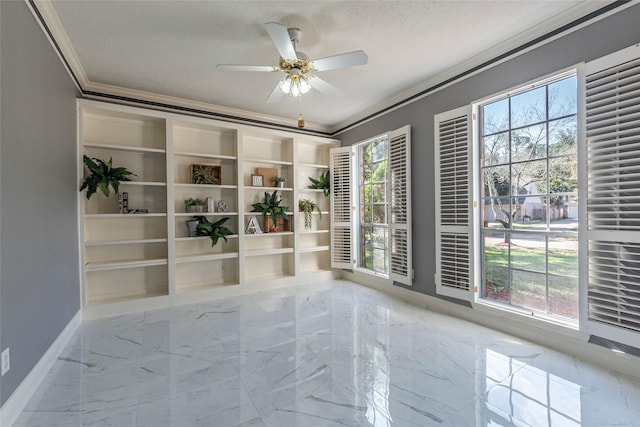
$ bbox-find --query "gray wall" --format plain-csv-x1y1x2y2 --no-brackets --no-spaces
1,1,80,406
338,4,640,298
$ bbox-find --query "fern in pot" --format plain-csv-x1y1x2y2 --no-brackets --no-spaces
189,216,233,246
308,170,330,197
79,155,135,199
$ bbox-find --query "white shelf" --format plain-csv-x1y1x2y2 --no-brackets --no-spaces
244,232,294,237
176,282,236,293
299,230,330,235
83,142,165,154
173,151,236,161
174,212,238,217
244,186,293,191
86,238,167,246
244,157,293,166
121,181,166,187
245,248,294,257
299,246,330,254
79,99,340,312
175,235,239,242
175,253,239,264
298,162,329,169
300,211,328,216
84,213,167,218
85,258,168,272
243,212,294,216
174,183,237,189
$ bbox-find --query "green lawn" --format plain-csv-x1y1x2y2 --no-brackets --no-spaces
485,244,578,277
483,243,578,318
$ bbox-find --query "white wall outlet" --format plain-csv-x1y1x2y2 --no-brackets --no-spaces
1,348,10,376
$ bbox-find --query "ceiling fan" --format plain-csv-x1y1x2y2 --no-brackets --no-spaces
217,22,368,104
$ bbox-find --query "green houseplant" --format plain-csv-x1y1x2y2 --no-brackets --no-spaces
184,198,205,213
192,216,233,246
272,176,287,188
79,155,136,199
299,199,322,230
250,190,289,232
308,170,330,197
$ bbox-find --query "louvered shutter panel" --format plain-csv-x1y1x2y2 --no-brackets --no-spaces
330,146,356,270
434,106,473,300
388,126,413,285
585,44,640,345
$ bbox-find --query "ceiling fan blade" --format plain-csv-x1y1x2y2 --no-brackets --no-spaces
312,50,368,72
309,76,344,97
266,81,285,103
217,64,277,72
264,22,297,61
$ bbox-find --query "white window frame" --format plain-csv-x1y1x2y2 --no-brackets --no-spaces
472,68,581,325
330,126,413,286
355,134,390,277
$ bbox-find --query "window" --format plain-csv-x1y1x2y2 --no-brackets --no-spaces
436,45,640,346
330,126,412,286
358,136,389,275
479,73,578,320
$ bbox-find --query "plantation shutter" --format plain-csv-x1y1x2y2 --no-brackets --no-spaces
330,146,356,270
585,44,640,346
434,106,473,300
388,126,413,285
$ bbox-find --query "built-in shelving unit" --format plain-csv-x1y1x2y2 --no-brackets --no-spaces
78,99,339,316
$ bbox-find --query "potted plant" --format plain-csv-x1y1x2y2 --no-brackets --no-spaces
308,170,330,197
186,218,200,237
299,199,322,230
193,216,233,246
184,198,205,213
272,176,287,188
79,155,136,199
250,190,289,232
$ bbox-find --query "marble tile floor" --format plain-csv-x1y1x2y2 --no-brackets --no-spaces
12,279,640,426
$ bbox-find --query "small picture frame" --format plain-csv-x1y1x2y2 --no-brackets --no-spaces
252,174,264,187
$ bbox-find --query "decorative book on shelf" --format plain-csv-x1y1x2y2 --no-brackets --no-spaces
191,164,222,185
264,215,291,233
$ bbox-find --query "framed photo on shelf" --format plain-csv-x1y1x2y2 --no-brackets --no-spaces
190,164,222,185
252,174,264,187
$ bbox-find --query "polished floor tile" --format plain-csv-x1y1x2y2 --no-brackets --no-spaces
12,280,640,426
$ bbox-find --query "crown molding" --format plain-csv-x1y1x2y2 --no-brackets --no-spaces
83,81,331,135
26,0,331,136
330,1,632,135
26,0,88,90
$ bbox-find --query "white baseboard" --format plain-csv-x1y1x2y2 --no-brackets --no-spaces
343,271,640,381
1,310,82,427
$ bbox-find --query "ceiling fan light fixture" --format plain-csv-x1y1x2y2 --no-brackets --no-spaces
279,69,311,98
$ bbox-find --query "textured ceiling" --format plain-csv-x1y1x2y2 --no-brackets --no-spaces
49,1,609,130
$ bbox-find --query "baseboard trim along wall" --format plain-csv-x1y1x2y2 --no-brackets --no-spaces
342,271,640,382
1,310,82,427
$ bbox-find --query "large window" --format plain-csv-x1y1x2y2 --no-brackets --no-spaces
357,136,389,275
479,73,579,320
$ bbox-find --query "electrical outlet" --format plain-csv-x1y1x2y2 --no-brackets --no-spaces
1,348,10,376
220,262,225,273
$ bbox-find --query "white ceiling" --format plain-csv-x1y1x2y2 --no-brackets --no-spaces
45,0,610,132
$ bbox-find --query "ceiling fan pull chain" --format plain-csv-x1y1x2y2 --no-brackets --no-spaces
298,95,305,128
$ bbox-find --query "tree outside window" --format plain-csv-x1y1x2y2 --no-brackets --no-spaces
480,75,579,320
358,137,389,274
